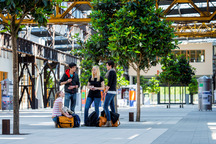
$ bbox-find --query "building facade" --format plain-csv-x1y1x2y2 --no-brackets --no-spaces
128,42,214,104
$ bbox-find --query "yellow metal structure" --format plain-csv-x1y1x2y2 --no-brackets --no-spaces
0,1,92,25
162,0,213,22
1,0,216,37
157,0,216,37
174,23,216,37
159,0,216,37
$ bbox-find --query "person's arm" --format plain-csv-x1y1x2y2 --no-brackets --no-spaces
87,82,92,89
60,79,72,86
86,76,94,90
60,74,72,86
107,71,114,87
105,86,110,93
94,81,105,90
105,71,114,93
59,102,72,118
75,74,80,89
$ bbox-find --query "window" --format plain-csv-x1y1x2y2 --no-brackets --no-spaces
197,50,205,62
0,71,8,109
190,50,196,62
172,50,205,63
214,46,216,55
181,50,186,57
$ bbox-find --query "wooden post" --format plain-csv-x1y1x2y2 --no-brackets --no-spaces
44,63,47,108
129,112,134,122
2,119,10,135
168,83,170,108
57,63,60,91
32,60,36,109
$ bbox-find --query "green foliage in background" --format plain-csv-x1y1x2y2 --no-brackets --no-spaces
108,0,177,121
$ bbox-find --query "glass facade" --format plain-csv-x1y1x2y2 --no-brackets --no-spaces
132,76,199,105
0,71,8,109
172,50,205,62
158,86,194,104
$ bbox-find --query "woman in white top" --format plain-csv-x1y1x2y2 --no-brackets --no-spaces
52,91,72,125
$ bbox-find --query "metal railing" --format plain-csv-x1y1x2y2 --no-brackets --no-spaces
0,33,77,64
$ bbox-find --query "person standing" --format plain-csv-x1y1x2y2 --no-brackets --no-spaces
84,66,104,125
60,62,80,112
103,60,117,127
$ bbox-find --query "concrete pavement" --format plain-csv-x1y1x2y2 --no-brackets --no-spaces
0,105,216,144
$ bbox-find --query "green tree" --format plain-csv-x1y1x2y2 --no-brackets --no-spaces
76,57,129,89
134,76,149,92
75,0,121,64
74,49,129,113
79,58,94,88
108,0,177,121
116,66,129,89
0,0,60,134
148,77,160,104
177,55,195,108
158,54,180,108
72,0,123,112
46,70,55,88
188,76,198,104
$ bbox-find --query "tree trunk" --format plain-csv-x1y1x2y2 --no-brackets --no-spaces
151,93,153,105
114,94,118,113
180,86,181,108
11,20,19,134
136,68,141,122
168,83,170,108
182,86,184,108
190,93,193,104
114,67,118,113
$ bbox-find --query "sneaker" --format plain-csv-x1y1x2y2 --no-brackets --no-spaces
81,124,87,127
103,121,112,127
68,110,74,115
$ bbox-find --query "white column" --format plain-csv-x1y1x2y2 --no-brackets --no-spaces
129,76,133,85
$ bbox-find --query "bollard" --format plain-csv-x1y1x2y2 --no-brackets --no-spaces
2,119,10,135
129,112,134,122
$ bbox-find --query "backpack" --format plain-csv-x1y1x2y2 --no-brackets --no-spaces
99,111,120,127
101,110,105,117
98,116,107,127
57,116,74,128
86,111,99,126
110,111,120,124
72,113,81,127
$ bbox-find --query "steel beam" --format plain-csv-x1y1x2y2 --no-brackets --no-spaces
15,18,91,25
175,32,216,37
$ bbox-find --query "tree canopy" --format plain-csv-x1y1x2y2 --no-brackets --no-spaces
0,0,60,134
108,0,177,121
